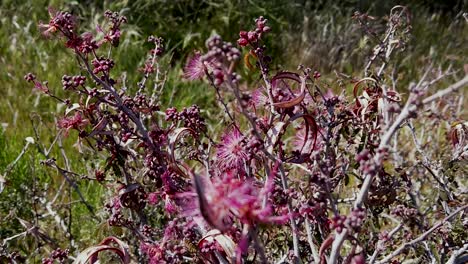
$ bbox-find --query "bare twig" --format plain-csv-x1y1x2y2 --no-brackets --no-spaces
445,243,468,264
2,138,33,179
305,220,321,263
422,75,468,104
41,159,98,221
369,223,404,263
376,204,467,264
329,74,468,264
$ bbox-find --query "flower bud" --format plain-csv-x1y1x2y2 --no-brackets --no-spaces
237,38,248,46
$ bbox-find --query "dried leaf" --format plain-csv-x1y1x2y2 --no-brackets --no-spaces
353,77,378,107
271,72,307,108
65,103,81,115
265,114,318,158
290,114,319,155
199,229,236,261
73,236,130,264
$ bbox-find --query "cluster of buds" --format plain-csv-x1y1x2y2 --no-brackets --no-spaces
212,68,225,86
121,94,155,113
104,10,127,24
355,149,371,163
392,205,419,220
91,56,115,75
356,149,380,175
42,248,69,264
103,10,127,47
50,248,69,262
204,35,241,85
205,35,241,62
180,105,206,132
46,10,76,36
24,73,36,82
78,32,99,54
148,35,164,56
140,224,156,238
345,207,366,231
165,107,178,121
165,105,206,135
61,75,86,90
237,16,270,47
105,198,133,227
331,215,347,233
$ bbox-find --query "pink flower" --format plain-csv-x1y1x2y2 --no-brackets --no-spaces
293,125,322,153
216,127,248,172
57,112,88,136
147,193,159,205
33,80,50,94
196,172,288,231
250,88,269,108
183,52,206,80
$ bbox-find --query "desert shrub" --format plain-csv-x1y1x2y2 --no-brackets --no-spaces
1,4,467,264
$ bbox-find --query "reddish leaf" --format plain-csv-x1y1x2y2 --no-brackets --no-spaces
271,72,307,108
352,77,378,107
264,114,318,158
73,236,130,264
292,114,319,155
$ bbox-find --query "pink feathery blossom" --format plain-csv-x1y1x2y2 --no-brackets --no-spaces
183,52,206,80
216,127,248,172
57,111,88,136
196,173,289,231
250,88,269,107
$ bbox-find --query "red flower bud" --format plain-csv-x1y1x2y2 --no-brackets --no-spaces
247,31,257,42
239,31,248,38
237,38,248,47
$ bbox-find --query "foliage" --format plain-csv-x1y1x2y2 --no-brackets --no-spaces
0,1,467,264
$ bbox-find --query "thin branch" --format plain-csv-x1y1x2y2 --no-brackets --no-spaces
77,53,158,152
329,74,468,264
42,159,98,221
445,243,468,264
369,223,404,263
422,75,468,105
305,220,320,264
376,204,468,264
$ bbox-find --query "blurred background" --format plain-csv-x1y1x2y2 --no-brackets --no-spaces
0,0,466,261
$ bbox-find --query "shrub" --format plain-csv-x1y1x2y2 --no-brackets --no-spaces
2,5,467,264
